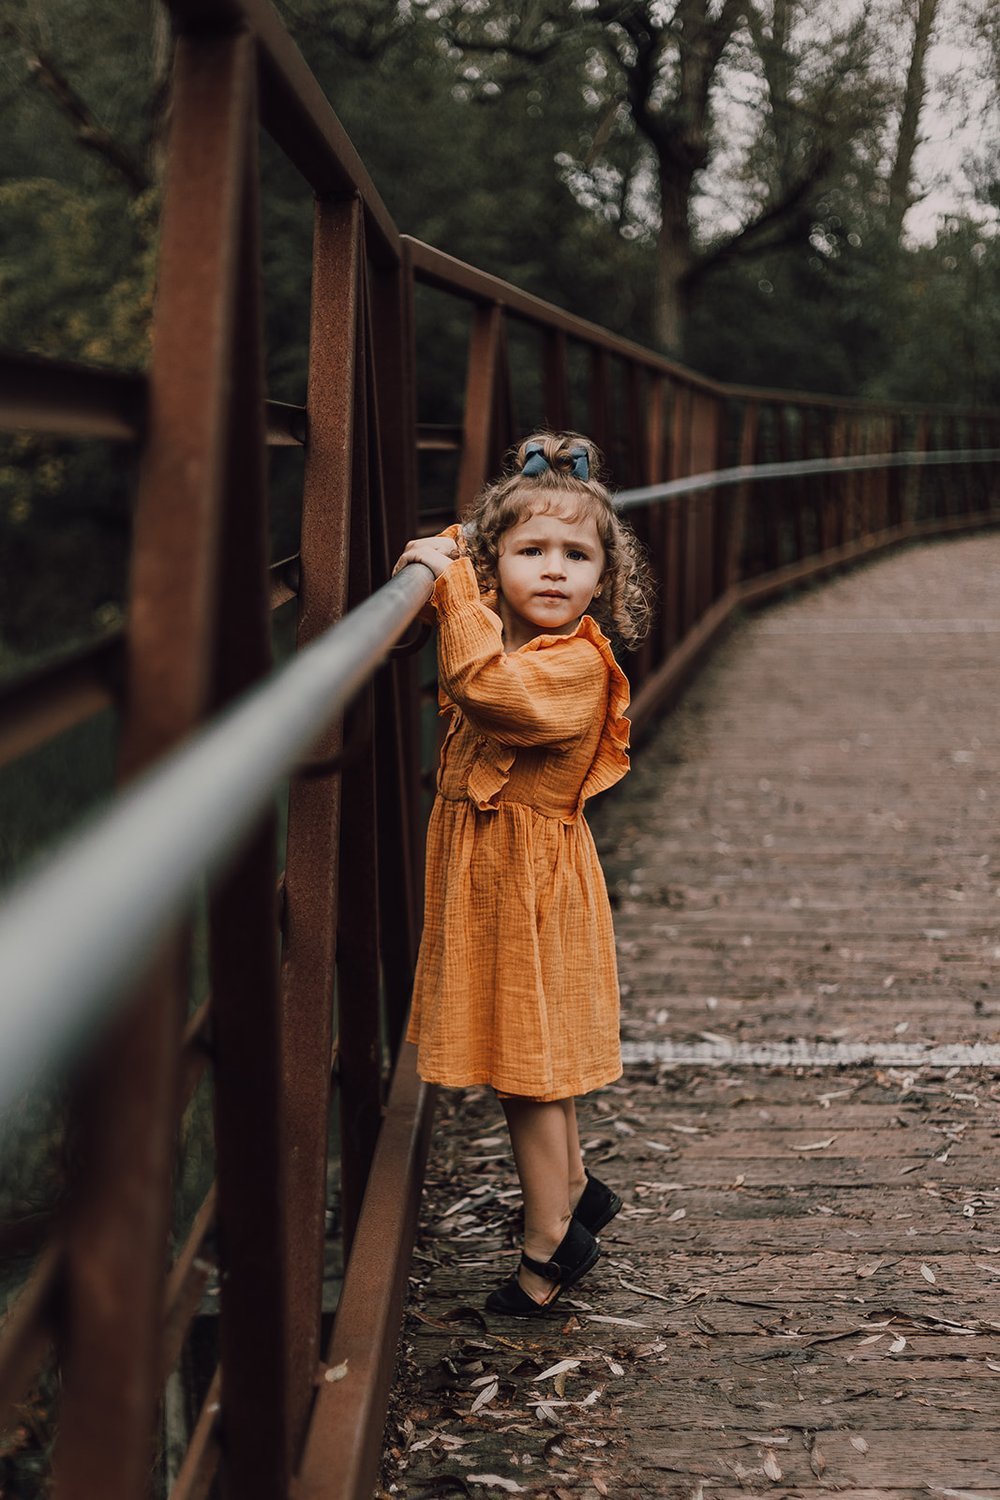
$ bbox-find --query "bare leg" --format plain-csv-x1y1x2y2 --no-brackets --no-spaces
560,1097,587,1212
501,1097,572,1304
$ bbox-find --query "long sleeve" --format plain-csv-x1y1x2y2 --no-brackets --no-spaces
431,558,607,747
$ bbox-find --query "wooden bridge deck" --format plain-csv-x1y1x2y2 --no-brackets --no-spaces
379,534,1000,1500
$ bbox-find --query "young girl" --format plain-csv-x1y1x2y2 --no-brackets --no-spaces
393,432,653,1316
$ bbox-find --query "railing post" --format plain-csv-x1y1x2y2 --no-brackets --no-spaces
370,240,423,1048
278,193,363,1467
635,371,667,686
335,311,384,1253
52,30,256,1500
588,347,613,459
726,400,757,589
543,329,571,432
457,304,513,514
207,66,293,1498
663,382,689,654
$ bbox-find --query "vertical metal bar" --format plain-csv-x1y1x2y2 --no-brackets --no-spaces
371,241,423,947
297,1050,435,1500
783,406,807,564
363,270,421,1052
623,363,646,489
456,304,503,514
207,77,294,1500
492,312,516,468
336,330,383,1253
664,382,689,655
684,391,715,630
588,347,612,459
828,411,847,549
636,372,666,686
279,194,362,1466
846,413,861,542
726,401,758,589
543,329,570,432
803,406,823,552
52,33,253,1500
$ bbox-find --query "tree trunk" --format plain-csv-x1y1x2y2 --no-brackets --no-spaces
655,158,696,355
887,0,939,243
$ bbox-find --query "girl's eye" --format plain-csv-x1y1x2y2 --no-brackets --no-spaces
520,546,541,556
567,550,587,561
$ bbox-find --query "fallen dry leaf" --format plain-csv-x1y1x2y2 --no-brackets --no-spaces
467,1476,524,1494
618,1276,673,1303
793,1136,837,1151
536,1359,581,1381
583,1314,658,1329
470,1376,499,1413
889,1335,907,1354
850,1435,870,1453
920,1263,938,1285
763,1450,783,1481
856,1259,884,1279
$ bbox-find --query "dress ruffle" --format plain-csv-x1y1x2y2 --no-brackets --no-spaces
437,611,630,821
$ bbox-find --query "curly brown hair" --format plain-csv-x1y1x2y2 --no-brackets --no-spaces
461,431,654,649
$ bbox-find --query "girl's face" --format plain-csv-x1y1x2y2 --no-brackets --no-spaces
495,503,605,651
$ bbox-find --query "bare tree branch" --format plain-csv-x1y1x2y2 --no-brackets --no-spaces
2,25,150,195
681,144,835,288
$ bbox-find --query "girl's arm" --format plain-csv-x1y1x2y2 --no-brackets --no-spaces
432,559,606,747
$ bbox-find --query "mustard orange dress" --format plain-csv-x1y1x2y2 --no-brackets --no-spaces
406,554,630,1101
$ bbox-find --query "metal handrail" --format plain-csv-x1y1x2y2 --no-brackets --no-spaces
615,448,1000,510
0,563,433,1120
2,441,998,1127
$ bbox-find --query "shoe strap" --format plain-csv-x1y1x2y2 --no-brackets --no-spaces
520,1251,560,1282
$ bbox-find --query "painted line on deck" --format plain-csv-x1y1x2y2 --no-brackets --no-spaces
757,618,1000,635
621,1039,1000,1068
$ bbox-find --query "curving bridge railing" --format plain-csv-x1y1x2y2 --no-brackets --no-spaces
0,3,998,1498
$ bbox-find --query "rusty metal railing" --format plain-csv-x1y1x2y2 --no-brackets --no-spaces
1,1,999,1498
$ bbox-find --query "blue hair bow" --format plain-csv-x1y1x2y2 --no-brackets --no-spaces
520,442,549,476
568,446,590,480
520,442,590,481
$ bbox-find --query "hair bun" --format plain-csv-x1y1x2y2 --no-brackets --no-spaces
515,432,602,481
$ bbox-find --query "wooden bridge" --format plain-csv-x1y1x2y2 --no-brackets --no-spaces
387,532,1000,1497
0,4,997,1499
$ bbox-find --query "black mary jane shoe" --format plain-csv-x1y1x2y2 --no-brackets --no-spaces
573,1168,623,1236
485,1218,600,1318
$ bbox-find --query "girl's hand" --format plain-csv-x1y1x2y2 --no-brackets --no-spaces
392,535,461,579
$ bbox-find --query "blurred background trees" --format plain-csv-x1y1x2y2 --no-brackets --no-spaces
1,0,999,672
2,0,998,386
